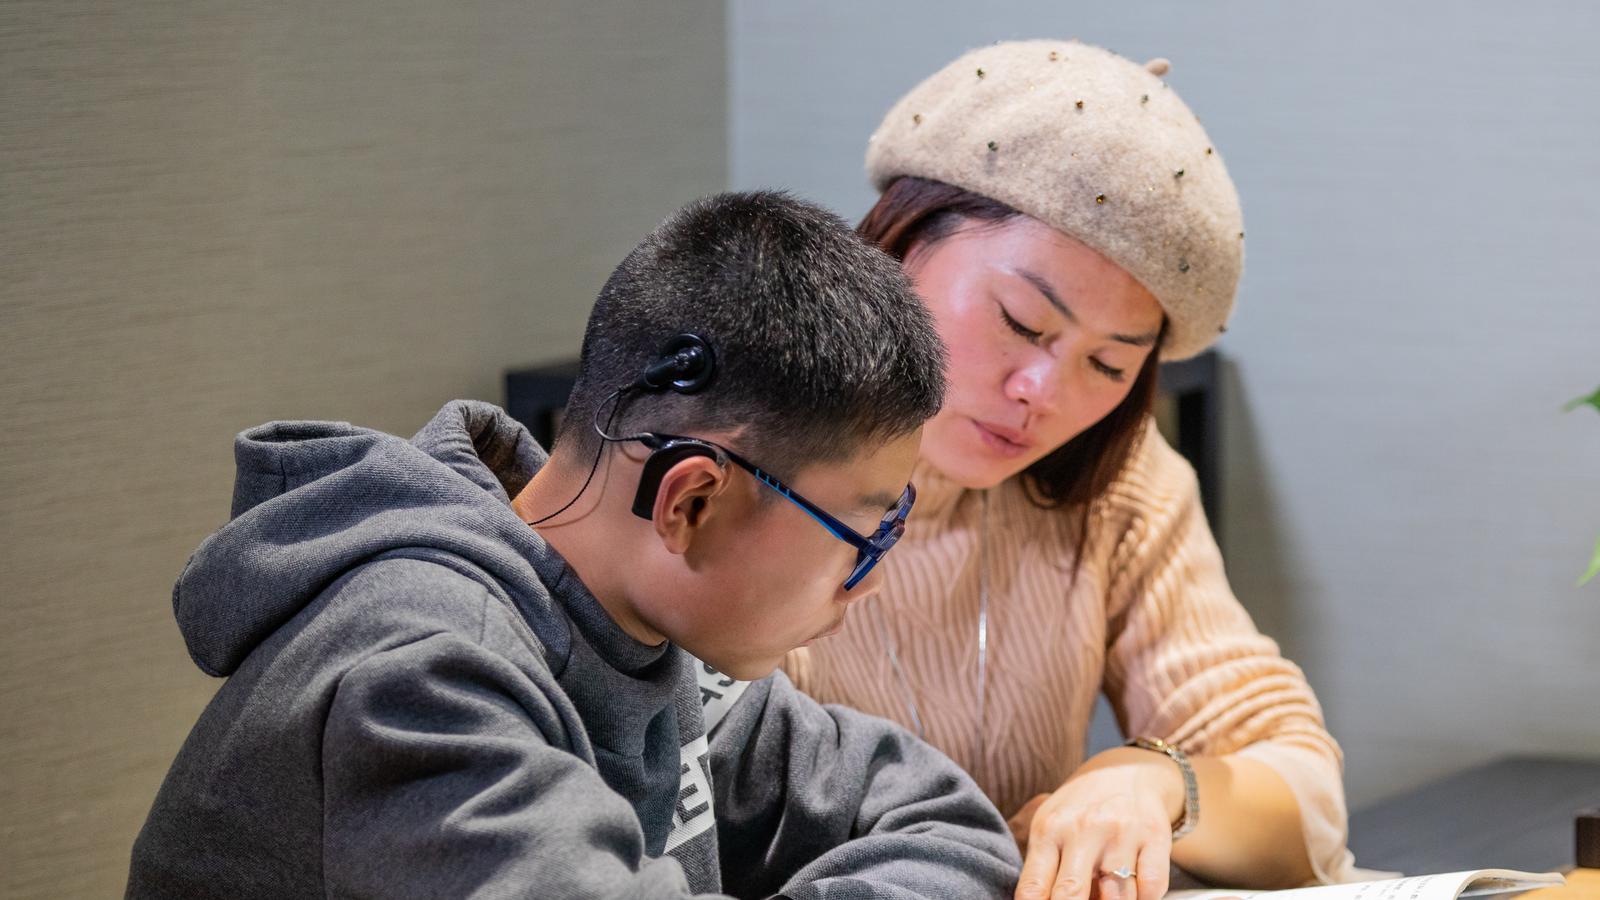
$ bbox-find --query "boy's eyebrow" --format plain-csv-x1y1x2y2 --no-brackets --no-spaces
858,489,905,514
1016,268,1161,348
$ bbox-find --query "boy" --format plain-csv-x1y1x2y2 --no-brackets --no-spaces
128,192,1021,898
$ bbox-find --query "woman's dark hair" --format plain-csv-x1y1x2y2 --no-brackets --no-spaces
858,176,1167,558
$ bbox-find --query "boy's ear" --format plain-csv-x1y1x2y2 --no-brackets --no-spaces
650,454,732,555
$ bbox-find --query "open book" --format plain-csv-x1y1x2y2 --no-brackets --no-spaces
1171,870,1567,900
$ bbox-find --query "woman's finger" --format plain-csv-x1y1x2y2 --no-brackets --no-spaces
1096,869,1133,900
1094,826,1143,900
1134,828,1172,900
1009,793,1051,855
1015,835,1061,900
1050,825,1111,900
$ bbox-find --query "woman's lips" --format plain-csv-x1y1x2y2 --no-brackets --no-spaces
971,419,1030,458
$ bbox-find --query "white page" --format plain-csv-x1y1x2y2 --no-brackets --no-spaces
1167,869,1566,900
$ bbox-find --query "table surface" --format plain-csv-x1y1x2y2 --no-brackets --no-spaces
1348,756,1600,875
1526,868,1600,900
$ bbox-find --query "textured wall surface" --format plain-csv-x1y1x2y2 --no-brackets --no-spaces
0,2,724,895
731,0,1600,809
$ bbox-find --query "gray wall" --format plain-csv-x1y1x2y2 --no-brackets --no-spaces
0,2,724,896
730,1,1600,808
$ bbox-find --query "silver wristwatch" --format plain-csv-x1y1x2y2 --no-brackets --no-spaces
1127,736,1199,840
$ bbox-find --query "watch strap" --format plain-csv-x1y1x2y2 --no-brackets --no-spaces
1127,736,1199,840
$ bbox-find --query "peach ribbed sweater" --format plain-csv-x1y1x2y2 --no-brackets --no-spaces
783,421,1354,883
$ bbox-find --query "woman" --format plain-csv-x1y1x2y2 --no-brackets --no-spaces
783,40,1356,900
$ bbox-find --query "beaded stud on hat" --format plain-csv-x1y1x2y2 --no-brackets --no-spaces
866,40,1244,360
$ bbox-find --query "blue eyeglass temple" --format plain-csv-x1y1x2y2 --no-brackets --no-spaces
719,448,915,590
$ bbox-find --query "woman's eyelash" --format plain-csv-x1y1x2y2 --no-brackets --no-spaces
998,303,1127,382
1090,358,1127,382
998,305,1043,343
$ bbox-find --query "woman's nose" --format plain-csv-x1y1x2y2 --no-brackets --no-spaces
1003,360,1063,413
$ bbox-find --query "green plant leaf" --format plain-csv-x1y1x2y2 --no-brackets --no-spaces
1563,386,1600,414
1581,536,1600,587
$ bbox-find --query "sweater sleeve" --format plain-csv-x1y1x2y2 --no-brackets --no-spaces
321,631,733,900
709,671,1022,900
1101,428,1355,885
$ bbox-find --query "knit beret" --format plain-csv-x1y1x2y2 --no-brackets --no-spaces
866,39,1244,360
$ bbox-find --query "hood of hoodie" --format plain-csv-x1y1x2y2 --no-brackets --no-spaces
174,400,581,677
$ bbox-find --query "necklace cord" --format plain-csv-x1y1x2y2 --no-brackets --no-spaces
871,598,926,740
872,488,991,785
975,489,989,785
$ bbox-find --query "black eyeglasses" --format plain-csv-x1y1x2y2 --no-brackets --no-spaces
637,434,916,590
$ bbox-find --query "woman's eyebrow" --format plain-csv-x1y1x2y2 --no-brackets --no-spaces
1016,268,1161,347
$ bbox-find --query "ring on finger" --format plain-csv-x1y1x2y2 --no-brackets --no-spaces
1103,867,1136,880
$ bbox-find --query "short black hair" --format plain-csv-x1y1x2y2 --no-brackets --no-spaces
558,190,946,478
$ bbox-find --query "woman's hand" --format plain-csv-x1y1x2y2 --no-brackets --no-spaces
1011,747,1185,900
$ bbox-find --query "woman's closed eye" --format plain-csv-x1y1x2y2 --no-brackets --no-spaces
1089,358,1126,382
997,304,1043,344
1000,302,1129,383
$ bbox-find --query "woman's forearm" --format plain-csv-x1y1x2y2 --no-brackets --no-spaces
1171,753,1315,889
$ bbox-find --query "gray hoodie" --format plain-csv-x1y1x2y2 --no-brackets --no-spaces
127,401,1021,899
